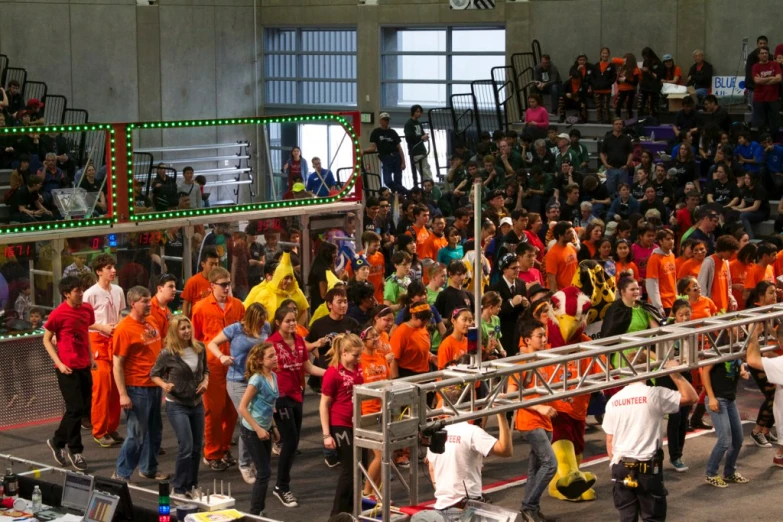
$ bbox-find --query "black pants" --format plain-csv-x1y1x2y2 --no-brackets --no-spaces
611,463,667,522
750,367,776,429
558,96,587,122
594,92,612,123
330,426,354,517
241,426,272,515
273,397,303,491
53,367,92,454
666,405,690,461
639,91,660,117
616,91,636,119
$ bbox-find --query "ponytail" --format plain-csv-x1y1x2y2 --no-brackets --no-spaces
325,333,363,368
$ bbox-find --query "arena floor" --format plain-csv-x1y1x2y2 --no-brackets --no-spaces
1,383,781,522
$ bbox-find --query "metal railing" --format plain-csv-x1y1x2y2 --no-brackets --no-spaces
511,52,536,113
450,93,478,147
492,65,521,129
0,54,8,86
470,79,503,135
426,107,455,182
353,302,783,521
43,94,67,124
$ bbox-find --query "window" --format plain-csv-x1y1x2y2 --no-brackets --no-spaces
264,28,357,107
381,27,505,109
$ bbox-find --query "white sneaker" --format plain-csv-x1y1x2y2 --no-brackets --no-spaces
239,466,256,484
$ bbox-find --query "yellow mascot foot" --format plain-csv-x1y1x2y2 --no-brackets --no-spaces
579,487,597,502
555,471,595,500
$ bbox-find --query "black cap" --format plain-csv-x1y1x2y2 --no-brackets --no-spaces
488,189,505,200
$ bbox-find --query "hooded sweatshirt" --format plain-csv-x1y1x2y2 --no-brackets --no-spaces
645,247,676,311
250,252,308,319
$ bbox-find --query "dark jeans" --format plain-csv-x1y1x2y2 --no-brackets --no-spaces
558,96,587,122
165,401,204,494
274,396,303,491
116,386,163,479
639,91,660,117
616,90,636,119
750,367,776,429
594,92,612,123
611,462,667,522
380,153,407,195
330,426,354,517
241,425,272,515
740,210,767,239
752,100,780,135
521,429,556,511
666,405,690,461
53,367,92,454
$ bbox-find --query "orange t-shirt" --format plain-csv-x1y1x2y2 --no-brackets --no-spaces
407,225,430,256
545,243,578,290
647,251,677,308
377,330,392,356
360,350,391,414
676,257,702,280
182,273,212,306
774,250,783,280
674,256,689,274
744,264,774,294
690,295,718,320
192,293,245,366
708,255,732,313
421,234,448,264
615,260,641,283
149,296,172,341
391,322,431,374
346,249,386,302
729,259,751,311
437,334,468,370
113,315,163,387
508,362,555,432
613,57,640,92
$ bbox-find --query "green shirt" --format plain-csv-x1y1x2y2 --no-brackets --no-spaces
480,315,502,349
528,173,554,196
496,151,524,175
384,274,410,305
612,305,652,369
569,143,590,167
555,148,581,170
481,169,503,191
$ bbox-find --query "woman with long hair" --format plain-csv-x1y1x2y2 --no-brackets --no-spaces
207,303,271,483
578,220,605,261
614,53,640,120
283,146,308,190
613,239,640,284
480,291,505,359
371,305,395,354
320,333,365,516
267,306,326,508
672,139,699,196
592,47,617,124
733,171,771,240
237,343,280,517
150,316,209,498
639,47,664,117
524,212,546,264
729,243,757,310
308,242,338,310
677,276,717,320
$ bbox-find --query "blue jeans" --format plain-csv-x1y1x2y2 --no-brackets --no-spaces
740,210,767,239
116,386,163,479
166,401,204,494
227,380,253,469
604,168,626,198
521,429,556,511
241,425,272,515
380,153,407,194
705,397,743,477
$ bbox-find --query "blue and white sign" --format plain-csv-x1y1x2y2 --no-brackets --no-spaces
712,76,745,97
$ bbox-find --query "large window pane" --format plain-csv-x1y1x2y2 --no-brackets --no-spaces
452,29,505,52
452,55,506,81
383,83,447,108
383,29,446,53
383,55,447,81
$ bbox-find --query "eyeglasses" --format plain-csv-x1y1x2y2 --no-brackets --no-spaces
213,281,231,289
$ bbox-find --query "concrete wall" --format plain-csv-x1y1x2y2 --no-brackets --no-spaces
0,0,777,131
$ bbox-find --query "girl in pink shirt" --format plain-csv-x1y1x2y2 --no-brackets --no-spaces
524,93,549,140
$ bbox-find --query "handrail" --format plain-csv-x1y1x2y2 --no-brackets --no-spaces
135,142,250,153
143,155,251,165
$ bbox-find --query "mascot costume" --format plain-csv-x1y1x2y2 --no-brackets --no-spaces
546,260,615,502
244,252,309,319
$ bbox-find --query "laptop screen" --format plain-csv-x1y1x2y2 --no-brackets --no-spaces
61,472,94,512
84,491,119,522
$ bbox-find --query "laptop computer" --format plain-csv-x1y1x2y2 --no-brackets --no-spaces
33,471,94,520
84,490,119,522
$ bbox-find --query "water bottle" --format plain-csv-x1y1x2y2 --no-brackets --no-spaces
3,467,17,498
650,130,656,142
32,485,42,512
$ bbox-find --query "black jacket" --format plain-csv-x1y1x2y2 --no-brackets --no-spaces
150,347,209,407
745,48,763,90
600,300,663,340
489,277,528,356
640,60,665,93
687,61,714,91
591,61,617,91
561,78,590,100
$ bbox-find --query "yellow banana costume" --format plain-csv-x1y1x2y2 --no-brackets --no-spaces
308,270,343,327
244,252,308,319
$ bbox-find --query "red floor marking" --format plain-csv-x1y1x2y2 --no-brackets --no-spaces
0,417,59,432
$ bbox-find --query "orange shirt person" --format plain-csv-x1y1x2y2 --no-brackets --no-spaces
743,242,777,303
678,277,718,320
111,286,165,481
697,235,740,313
149,274,177,340
405,204,431,256
646,229,677,315
192,267,245,468
421,215,449,263
545,222,579,290
676,241,707,280
437,309,472,370
345,231,386,303
182,247,221,318
390,304,436,377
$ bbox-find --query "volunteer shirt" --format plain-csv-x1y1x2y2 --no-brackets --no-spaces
360,350,391,414
242,372,278,431
223,321,271,382
427,422,497,510
113,315,163,387
761,357,783,430
45,301,95,370
149,296,172,340
602,382,680,464
83,283,126,336
545,243,578,290
268,331,309,403
182,273,212,306
647,250,677,309
323,363,364,428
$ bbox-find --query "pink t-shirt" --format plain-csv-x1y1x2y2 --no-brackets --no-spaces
323,363,364,428
525,106,549,127
269,331,308,403
519,267,544,286
631,243,656,280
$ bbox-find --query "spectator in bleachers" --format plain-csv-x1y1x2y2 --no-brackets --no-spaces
530,138,555,174
744,35,770,96
306,157,336,197
592,47,617,124
661,54,682,85
559,69,589,123
750,47,782,136
496,138,523,179
13,176,52,223
132,179,153,213
0,114,14,168
0,87,7,115
176,166,202,210
615,53,641,120
9,155,32,196
639,186,669,224
735,131,763,173
404,104,432,186
672,96,699,145
701,95,732,135
533,54,562,114
4,80,24,118
36,152,67,210
686,50,714,101
608,183,640,222
732,172,769,239
480,154,503,192
39,132,75,181
152,163,178,211
639,47,665,118
569,129,589,172
79,164,108,215
670,140,699,196
761,134,783,197
582,173,611,219
523,93,549,140
282,146,308,191
15,127,44,159
706,163,741,208
366,113,406,195
600,118,634,197
26,99,45,125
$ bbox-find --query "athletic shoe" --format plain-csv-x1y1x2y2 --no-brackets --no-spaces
272,442,282,456
110,472,134,485
395,456,410,469
690,418,712,430
773,454,783,468
94,436,114,448
222,452,237,466
67,450,88,472
203,458,229,472
520,509,545,522
705,475,728,488
47,438,67,467
109,431,125,443
239,467,256,484
325,454,340,468
751,431,773,448
273,487,299,508
671,459,689,473
81,418,92,431
723,472,749,484
139,470,170,481
767,431,778,443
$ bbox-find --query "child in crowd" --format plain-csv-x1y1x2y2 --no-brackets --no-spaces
480,291,505,359
383,251,412,313
437,308,473,370
29,307,44,330
434,261,475,327
632,223,657,281
437,226,464,266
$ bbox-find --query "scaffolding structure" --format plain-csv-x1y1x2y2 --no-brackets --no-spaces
352,303,783,521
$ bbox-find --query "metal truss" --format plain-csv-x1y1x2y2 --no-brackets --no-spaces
352,303,783,521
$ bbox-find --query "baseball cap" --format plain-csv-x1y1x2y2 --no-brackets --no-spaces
292,182,306,192
489,189,505,200
379,112,391,120
500,217,513,227
27,98,44,109
556,133,570,140
545,201,561,211
663,53,673,61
